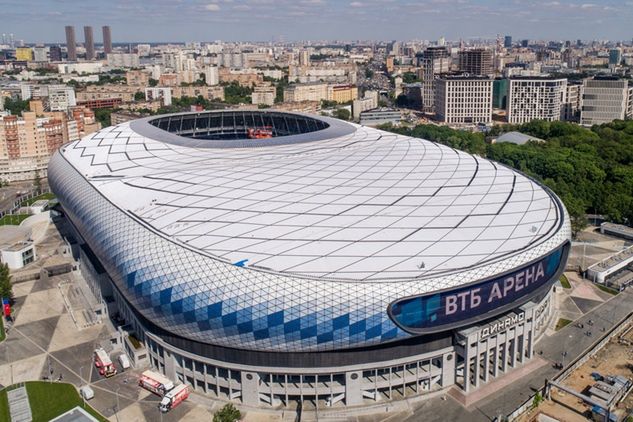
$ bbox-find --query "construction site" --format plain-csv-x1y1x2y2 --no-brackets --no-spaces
522,318,633,422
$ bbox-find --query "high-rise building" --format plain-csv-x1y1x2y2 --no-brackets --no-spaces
458,49,493,76
521,39,529,48
49,45,62,62
298,50,310,67
435,75,493,124
506,77,567,124
504,35,513,48
609,48,622,66
581,77,631,126
65,26,77,61
84,26,95,60
419,46,450,112
102,26,112,54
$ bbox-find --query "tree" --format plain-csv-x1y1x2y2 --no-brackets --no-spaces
148,78,159,87
134,91,145,101
3,98,30,116
213,403,241,422
334,108,351,121
33,169,42,192
0,263,13,303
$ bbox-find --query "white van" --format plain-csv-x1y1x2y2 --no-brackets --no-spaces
118,353,131,370
79,386,94,400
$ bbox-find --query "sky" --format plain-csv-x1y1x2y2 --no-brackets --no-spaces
2,0,633,43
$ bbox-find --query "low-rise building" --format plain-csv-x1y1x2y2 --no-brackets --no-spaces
359,108,401,126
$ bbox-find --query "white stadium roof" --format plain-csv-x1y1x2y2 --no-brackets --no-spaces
61,114,564,282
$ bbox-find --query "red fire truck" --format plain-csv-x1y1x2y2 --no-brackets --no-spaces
94,348,117,378
159,384,190,413
138,370,175,396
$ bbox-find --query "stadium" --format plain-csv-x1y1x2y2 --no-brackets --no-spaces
48,110,571,409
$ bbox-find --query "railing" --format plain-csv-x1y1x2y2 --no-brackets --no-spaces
0,187,52,219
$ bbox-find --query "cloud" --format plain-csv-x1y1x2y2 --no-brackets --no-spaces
204,3,221,11
350,1,364,6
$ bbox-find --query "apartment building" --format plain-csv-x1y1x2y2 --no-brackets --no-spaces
145,87,173,106
435,76,493,125
126,70,150,86
327,84,358,103
284,83,329,103
506,77,567,124
107,53,140,68
580,77,631,126
562,82,583,122
251,86,276,107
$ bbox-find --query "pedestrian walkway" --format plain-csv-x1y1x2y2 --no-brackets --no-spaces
7,385,32,422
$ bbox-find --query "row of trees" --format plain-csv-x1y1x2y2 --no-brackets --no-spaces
381,120,633,235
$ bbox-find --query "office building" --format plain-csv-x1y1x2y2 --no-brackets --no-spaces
504,35,513,48
458,49,494,76
506,77,567,124
493,79,509,109
65,25,77,61
609,48,622,66
48,110,570,408
15,47,33,61
435,75,493,124
102,26,112,54
49,46,62,62
419,47,451,112
359,108,402,126
32,46,48,62
84,26,95,60
581,77,631,126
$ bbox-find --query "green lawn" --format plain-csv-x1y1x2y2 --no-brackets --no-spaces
595,284,619,295
555,318,573,331
559,274,571,289
0,214,31,226
21,193,56,207
0,382,107,422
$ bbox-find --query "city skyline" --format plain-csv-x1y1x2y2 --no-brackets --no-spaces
2,0,633,43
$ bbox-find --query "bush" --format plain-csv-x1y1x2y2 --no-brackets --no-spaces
213,403,241,422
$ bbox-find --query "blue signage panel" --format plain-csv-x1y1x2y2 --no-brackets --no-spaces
389,243,568,334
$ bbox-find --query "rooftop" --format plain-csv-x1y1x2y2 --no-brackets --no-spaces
60,112,566,282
